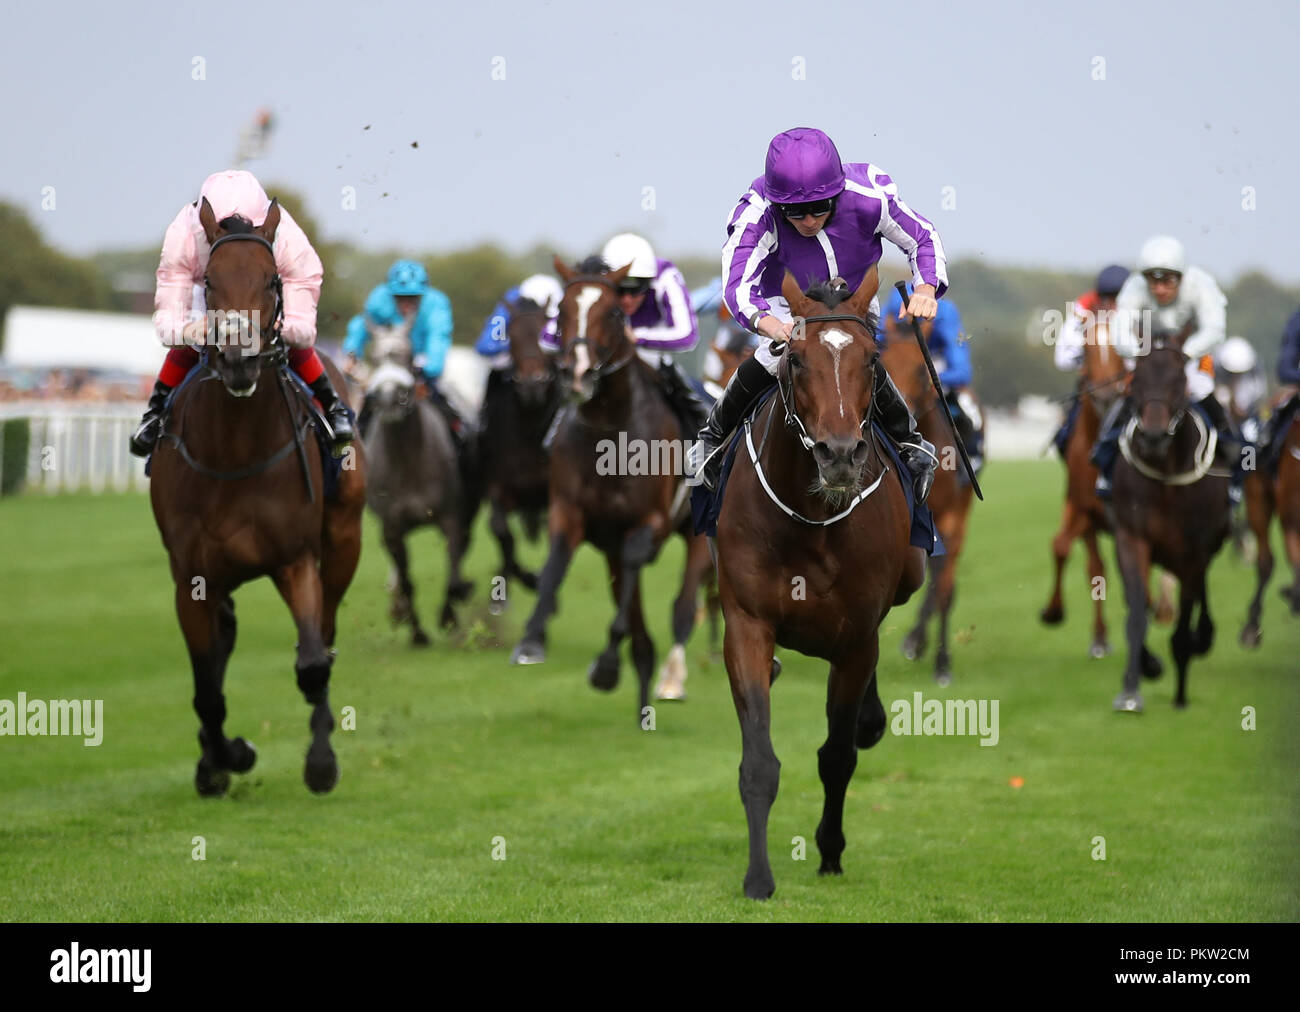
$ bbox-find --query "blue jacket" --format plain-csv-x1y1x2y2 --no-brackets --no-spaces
1279,307,1300,385
344,284,453,379
475,287,519,357
879,289,971,389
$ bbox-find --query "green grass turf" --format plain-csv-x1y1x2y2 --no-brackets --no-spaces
0,460,1296,921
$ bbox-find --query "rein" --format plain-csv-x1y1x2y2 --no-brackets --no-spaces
559,277,635,382
748,310,889,527
1118,409,1219,486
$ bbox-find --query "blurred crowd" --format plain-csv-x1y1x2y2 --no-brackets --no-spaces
0,368,152,404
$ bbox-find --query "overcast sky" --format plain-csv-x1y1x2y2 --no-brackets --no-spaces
4,0,1297,282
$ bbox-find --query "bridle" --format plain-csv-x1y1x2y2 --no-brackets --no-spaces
557,276,635,385
776,312,881,450
201,231,286,366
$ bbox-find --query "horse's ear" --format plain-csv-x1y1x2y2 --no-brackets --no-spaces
553,255,574,283
198,197,221,244
846,264,880,317
781,271,811,319
609,261,633,285
257,198,281,243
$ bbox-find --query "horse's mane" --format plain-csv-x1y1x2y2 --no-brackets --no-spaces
801,279,879,335
514,297,544,314
217,214,256,234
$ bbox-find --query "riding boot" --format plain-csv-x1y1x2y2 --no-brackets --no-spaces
1090,395,1130,499
129,380,173,458
873,368,937,502
1198,393,1244,503
689,355,775,491
308,373,356,456
658,358,710,435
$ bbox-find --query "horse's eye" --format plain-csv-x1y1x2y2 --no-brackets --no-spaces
788,352,803,370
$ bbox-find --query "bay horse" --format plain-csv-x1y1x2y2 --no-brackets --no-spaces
479,298,561,614
509,256,711,722
363,356,477,644
880,316,982,684
149,198,366,795
1111,344,1230,711
715,268,925,899
1040,314,1128,657
1240,400,1300,644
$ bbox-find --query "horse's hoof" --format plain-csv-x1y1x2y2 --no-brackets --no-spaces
1040,605,1065,626
770,658,782,685
228,737,257,774
1239,626,1261,649
588,653,620,692
901,631,925,661
1112,691,1144,713
1173,697,1188,710
304,745,339,794
195,758,230,797
743,870,776,900
1140,648,1164,680
488,599,507,617
654,645,687,701
511,640,546,665
439,608,459,631
817,860,844,876
412,628,431,647
1089,640,1111,659
934,669,952,688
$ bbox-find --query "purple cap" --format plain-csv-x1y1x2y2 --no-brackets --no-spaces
763,127,846,204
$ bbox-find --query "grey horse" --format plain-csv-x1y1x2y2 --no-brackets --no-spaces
363,361,477,643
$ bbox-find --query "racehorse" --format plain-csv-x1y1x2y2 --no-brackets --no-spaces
881,318,982,684
149,198,366,795
1111,344,1230,711
363,355,478,644
479,298,560,613
509,256,710,722
1040,313,1128,657
714,268,925,899
1240,402,1300,644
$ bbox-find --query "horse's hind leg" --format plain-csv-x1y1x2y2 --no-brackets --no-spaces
627,579,656,722
1041,500,1085,625
488,501,522,613
589,526,657,696
816,638,877,877
321,501,363,651
1113,528,1153,712
932,502,971,686
1170,571,1206,709
272,556,338,794
1240,474,1274,646
1083,527,1111,658
656,534,710,701
384,526,429,647
511,505,583,665
901,556,941,662
1284,524,1300,616
723,611,780,900
178,589,255,796
439,512,474,631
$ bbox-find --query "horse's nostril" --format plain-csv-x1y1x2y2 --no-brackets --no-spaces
812,442,834,465
851,440,869,466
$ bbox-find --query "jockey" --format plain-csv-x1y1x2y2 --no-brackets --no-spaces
1090,236,1233,498
344,260,468,445
475,273,564,368
881,286,983,472
703,308,759,402
543,234,708,434
1256,306,1300,474
1050,264,1129,456
1215,336,1267,444
693,126,947,500
130,170,354,457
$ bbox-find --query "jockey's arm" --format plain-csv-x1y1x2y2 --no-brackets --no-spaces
273,209,324,347
475,298,512,356
721,193,779,332
1180,270,1227,361
630,268,699,352
1054,307,1087,371
342,312,370,360
1277,309,1300,386
152,207,203,347
874,170,947,318
415,290,454,379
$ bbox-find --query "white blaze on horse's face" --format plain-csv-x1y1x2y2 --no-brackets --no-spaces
571,285,602,383
820,328,853,419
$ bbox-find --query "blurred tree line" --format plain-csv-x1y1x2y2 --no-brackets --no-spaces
2,193,1297,409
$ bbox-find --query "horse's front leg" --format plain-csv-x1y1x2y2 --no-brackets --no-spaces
589,524,658,697
723,608,780,899
901,556,940,662
488,499,519,614
1041,499,1086,625
655,532,711,701
817,638,878,876
177,584,255,796
1239,474,1273,646
383,524,428,647
439,507,474,631
1082,527,1111,657
510,500,582,664
272,555,337,793
1113,527,1153,712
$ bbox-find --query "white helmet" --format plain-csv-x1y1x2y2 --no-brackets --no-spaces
1137,235,1187,275
602,233,657,279
1218,336,1257,374
518,274,563,316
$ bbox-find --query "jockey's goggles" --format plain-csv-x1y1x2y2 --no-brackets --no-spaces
779,198,834,219
1143,269,1182,283
617,278,652,296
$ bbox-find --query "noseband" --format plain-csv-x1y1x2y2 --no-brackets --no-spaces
202,232,286,364
776,312,880,451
